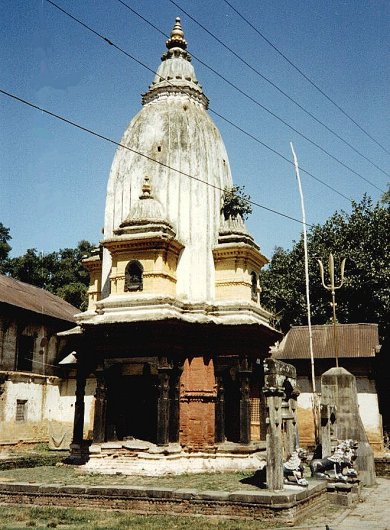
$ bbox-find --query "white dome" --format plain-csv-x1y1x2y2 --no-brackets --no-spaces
103,18,233,301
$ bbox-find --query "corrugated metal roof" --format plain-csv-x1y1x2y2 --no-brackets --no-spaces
273,323,380,360
0,274,78,323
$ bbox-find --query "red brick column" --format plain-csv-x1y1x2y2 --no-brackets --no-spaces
179,356,216,448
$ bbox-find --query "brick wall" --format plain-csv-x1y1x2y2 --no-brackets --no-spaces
179,356,216,448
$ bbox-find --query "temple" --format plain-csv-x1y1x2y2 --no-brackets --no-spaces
65,18,281,459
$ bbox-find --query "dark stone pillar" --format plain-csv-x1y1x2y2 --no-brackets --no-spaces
67,362,90,464
169,363,182,443
72,368,87,445
263,358,297,490
157,357,171,446
92,371,107,443
239,357,251,445
264,387,284,490
215,370,225,443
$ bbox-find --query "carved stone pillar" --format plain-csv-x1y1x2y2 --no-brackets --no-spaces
92,371,107,443
157,357,171,446
215,370,225,444
264,386,284,490
239,357,251,445
263,358,296,491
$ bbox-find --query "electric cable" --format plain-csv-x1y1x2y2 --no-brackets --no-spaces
167,0,389,185
115,0,386,192
43,0,353,201
0,87,315,227
222,0,390,158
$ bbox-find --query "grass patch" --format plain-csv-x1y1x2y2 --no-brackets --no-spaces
0,504,286,529
0,465,262,491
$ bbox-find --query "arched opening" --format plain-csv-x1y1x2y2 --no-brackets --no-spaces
125,260,143,292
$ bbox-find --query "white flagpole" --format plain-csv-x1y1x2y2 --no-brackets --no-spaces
290,143,317,396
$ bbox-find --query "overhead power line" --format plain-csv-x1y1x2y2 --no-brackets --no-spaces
167,0,389,184
0,87,314,227
115,0,385,194
44,0,352,201
222,0,390,158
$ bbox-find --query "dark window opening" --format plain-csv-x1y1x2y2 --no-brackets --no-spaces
16,399,27,422
17,335,34,372
157,146,162,152
125,261,144,292
251,272,258,302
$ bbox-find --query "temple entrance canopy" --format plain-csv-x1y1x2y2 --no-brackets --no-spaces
67,17,281,458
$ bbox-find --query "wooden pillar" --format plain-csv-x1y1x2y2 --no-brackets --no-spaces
72,367,87,445
157,357,171,446
264,387,284,491
169,363,182,443
215,370,225,443
92,371,107,443
239,357,251,445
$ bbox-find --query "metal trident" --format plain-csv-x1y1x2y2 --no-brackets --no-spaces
318,253,346,368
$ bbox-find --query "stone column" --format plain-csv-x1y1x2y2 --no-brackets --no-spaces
92,371,107,443
321,367,376,486
157,357,171,446
320,403,332,458
264,386,284,490
215,370,225,444
239,357,251,445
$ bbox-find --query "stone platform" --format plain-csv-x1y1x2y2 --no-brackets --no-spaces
83,441,268,476
0,480,328,526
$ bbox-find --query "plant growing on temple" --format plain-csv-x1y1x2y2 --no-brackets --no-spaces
221,185,252,220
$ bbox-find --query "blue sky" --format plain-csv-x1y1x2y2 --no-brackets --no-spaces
1,0,389,259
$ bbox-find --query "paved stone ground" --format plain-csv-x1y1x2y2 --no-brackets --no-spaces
331,477,390,530
275,478,390,530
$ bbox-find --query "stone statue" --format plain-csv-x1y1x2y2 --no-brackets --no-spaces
310,439,358,481
283,448,309,486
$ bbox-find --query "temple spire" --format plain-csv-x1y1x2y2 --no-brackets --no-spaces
166,17,187,50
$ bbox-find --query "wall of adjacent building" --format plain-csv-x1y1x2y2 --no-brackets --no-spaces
0,310,95,448
0,374,95,448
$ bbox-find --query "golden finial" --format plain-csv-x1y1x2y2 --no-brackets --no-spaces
166,17,187,50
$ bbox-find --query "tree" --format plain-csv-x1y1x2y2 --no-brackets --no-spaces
261,196,390,341
4,239,95,310
221,185,252,220
0,223,12,272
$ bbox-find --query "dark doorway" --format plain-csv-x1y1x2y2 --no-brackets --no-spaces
224,369,241,442
106,368,158,443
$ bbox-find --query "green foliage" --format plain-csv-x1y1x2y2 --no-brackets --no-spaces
221,185,252,220
2,237,95,309
262,196,390,341
0,222,12,271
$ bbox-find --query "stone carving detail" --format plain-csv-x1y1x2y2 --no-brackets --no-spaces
310,439,358,481
283,449,308,486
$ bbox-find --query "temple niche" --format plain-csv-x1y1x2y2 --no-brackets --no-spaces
66,18,281,466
